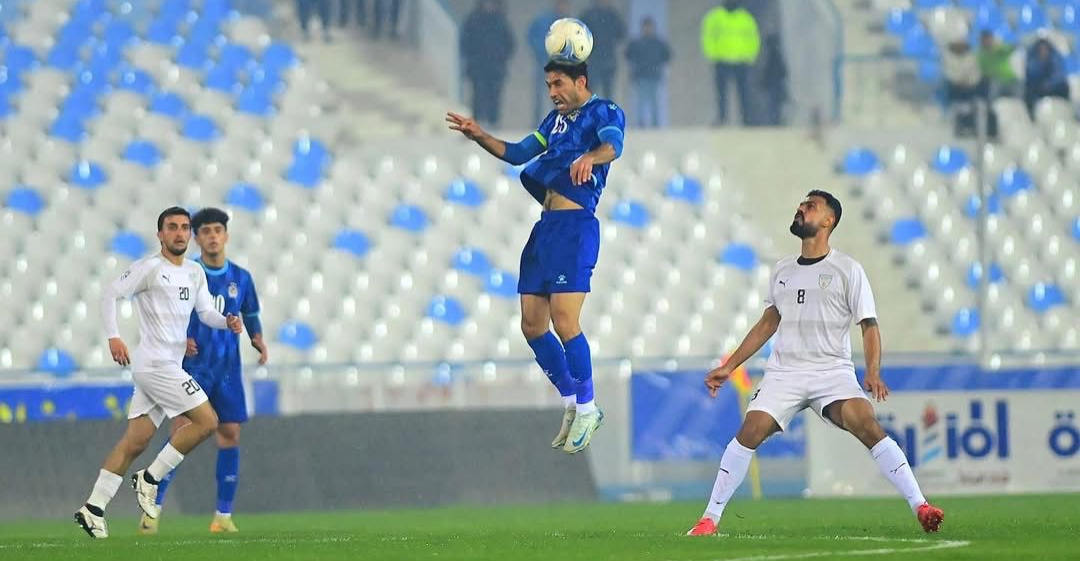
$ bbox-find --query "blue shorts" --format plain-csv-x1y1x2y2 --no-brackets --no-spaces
189,368,248,424
518,209,600,295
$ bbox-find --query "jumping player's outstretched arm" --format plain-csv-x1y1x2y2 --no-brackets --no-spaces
446,112,546,165
704,306,781,397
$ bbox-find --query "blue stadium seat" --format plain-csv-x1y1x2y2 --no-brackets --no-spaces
37,348,77,377
332,229,372,258
70,160,108,189
158,0,194,21
1059,5,1080,32
285,160,323,188
389,204,429,232
484,270,518,298
46,45,81,71
610,200,650,228
889,218,927,245
426,295,467,326
249,66,285,95
49,116,86,142
0,68,22,97
123,139,161,167
116,67,155,95
149,91,187,117
61,86,102,119
840,147,880,175
146,18,180,46
665,175,703,205
444,178,485,207
103,20,137,48
1027,282,1067,313
957,0,995,9
997,167,1033,197
294,136,330,167
931,146,969,174
967,262,1005,288
0,96,13,119
4,186,44,215
1071,216,1080,242
236,87,274,116
718,242,757,271
205,64,240,93
951,308,980,337
1046,0,1080,6
917,58,942,83
452,247,492,277
965,193,1002,217
262,42,298,71
277,320,317,351
901,27,938,59
110,230,148,259
1016,4,1049,34
913,0,950,9
3,44,38,73
181,114,220,141
218,44,254,72
225,182,266,212
176,40,211,70
886,9,918,36
973,5,1006,30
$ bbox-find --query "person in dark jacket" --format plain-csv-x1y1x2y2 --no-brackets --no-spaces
1024,37,1070,116
461,0,515,127
758,34,788,126
624,17,671,128
579,0,627,99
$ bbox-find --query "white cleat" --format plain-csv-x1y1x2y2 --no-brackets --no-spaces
551,407,577,449
131,470,161,519
563,408,604,454
75,505,108,538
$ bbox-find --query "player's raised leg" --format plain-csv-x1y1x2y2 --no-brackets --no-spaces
132,400,219,520
823,398,944,532
687,410,781,536
551,292,602,454
76,413,159,538
521,294,578,448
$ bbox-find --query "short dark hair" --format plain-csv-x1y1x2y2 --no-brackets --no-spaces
191,207,230,233
544,60,589,86
807,189,842,229
157,206,191,231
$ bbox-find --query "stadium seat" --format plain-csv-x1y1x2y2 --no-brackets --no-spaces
444,178,485,207
930,146,969,175
951,308,980,337
277,320,317,351
718,243,757,271
610,200,650,228
331,229,372,259
665,175,703,205
4,186,44,215
36,347,77,377
483,270,518,299
225,182,266,212
841,147,881,176
69,160,108,189
109,231,148,260
389,204,429,233
452,247,493,277
1027,282,1068,312
886,9,919,36
426,295,467,326
889,218,928,245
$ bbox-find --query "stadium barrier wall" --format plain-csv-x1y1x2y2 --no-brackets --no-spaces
0,409,596,521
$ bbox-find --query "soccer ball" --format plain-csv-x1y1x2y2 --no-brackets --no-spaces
545,18,593,65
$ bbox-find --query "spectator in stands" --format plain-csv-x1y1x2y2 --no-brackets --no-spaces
297,0,332,42
373,0,404,40
529,1,572,122
977,30,1019,99
701,0,760,126
579,0,627,99
942,38,991,137
624,17,671,128
338,0,367,30
1024,37,1070,116
461,0,515,127
758,33,788,126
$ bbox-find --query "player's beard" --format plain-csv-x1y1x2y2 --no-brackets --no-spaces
164,241,187,256
789,219,817,239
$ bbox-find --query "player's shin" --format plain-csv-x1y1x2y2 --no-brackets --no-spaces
148,443,185,482
527,332,576,405
563,333,595,413
870,436,927,512
86,469,123,512
216,447,240,515
703,439,755,523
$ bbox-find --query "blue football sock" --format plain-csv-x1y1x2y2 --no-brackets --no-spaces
528,331,576,398
562,332,594,404
215,447,240,514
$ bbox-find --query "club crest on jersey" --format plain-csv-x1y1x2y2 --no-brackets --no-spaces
819,274,833,290
552,115,570,135
227,282,239,298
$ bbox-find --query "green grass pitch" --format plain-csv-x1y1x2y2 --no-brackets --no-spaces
1,495,1077,560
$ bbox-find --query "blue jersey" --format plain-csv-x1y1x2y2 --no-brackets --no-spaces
183,259,260,377
522,95,626,214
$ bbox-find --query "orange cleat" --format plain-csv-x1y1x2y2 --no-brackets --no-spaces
917,503,944,533
685,517,718,536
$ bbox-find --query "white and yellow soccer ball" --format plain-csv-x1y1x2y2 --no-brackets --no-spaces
545,18,594,65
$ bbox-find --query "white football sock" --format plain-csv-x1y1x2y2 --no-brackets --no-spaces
562,395,577,409
148,443,185,482
871,436,927,513
576,400,598,415
704,438,755,523
87,469,123,510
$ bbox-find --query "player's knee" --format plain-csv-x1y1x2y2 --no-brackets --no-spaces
550,314,580,342
217,424,240,447
520,317,548,341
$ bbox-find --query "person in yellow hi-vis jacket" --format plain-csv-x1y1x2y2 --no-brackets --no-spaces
701,0,760,125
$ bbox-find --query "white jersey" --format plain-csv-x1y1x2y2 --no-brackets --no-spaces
763,249,877,375
102,253,227,368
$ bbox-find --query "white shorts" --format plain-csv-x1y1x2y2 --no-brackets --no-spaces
127,363,209,427
745,370,869,431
